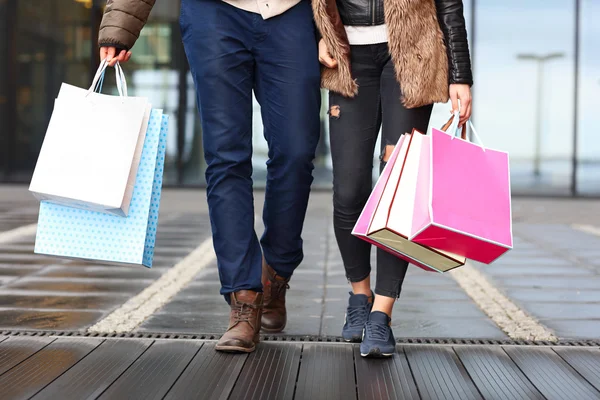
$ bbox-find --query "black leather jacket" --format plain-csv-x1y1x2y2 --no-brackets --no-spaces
337,0,473,85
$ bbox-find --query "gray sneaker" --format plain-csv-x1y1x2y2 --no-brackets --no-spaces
342,292,373,342
360,311,396,357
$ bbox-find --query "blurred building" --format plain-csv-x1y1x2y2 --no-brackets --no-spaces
0,0,598,195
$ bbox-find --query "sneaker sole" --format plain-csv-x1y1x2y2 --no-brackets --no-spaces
343,336,363,343
361,348,394,358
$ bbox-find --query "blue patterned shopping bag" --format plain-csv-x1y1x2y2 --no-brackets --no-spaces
34,110,169,267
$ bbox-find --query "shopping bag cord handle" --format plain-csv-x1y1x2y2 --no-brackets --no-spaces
440,115,466,140
86,59,127,98
114,62,128,97
465,120,485,150
457,120,486,151
446,112,486,151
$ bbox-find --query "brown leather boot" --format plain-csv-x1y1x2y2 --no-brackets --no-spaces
261,260,290,333
215,290,263,353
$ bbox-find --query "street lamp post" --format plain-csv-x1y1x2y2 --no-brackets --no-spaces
516,52,565,178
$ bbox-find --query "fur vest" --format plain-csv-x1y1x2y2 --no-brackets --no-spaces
313,0,450,108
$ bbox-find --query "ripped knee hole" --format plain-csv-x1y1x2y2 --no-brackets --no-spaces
381,144,395,163
328,105,341,119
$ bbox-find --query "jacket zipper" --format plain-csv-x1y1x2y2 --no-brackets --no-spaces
371,0,376,25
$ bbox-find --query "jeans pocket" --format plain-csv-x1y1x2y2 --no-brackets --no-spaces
179,0,187,33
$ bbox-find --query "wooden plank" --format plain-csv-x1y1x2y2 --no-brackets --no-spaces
295,344,357,400
0,337,103,399
455,345,544,400
404,345,483,400
354,345,419,400
0,336,56,376
32,338,152,400
166,342,247,400
230,342,301,400
98,340,202,400
553,347,600,392
504,346,600,400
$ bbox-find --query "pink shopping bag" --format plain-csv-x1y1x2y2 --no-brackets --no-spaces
410,116,513,264
352,131,465,273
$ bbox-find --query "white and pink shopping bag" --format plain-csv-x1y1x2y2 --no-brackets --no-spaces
410,114,513,264
352,131,465,273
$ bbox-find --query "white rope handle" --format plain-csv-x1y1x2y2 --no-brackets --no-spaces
87,59,109,96
448,111,461,137
86,59,128,97
449,112,486,151
466,120,486,150
114,62,128,97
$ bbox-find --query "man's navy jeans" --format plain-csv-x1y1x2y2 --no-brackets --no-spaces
180,0,321,299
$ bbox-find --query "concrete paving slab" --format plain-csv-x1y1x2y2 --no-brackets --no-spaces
492,276,600,290
485,265,595,276
539,320,600,340
37,266,166,280
5,278,155,294
520,303,600,319
0,309,104,330
0,294,129,310
507,289,600,303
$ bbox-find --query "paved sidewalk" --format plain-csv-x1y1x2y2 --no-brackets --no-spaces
0,185,599,342
484,223,600,338
1,186,600,400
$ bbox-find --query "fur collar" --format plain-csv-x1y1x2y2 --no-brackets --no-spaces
313,0,450,108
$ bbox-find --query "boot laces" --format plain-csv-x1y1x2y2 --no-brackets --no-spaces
232,302,258,323
269,276,290,301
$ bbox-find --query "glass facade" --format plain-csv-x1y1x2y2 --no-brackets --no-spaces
577,0,600,195
474,0,577,195
1,0,94,182
0,0,598,195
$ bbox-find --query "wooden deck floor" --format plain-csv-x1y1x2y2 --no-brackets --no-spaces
0,335,599,399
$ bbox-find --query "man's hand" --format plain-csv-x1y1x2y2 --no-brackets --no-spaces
100,46,132,67
449,84,472,127
318,39,337,68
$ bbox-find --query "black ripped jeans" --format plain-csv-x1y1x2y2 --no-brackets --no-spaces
329,43,433,299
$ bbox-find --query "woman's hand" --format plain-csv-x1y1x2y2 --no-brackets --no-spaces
100,46,132,67
449,84,472,127
318,39,337,68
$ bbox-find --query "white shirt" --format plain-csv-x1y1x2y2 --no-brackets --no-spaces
344,25,389,45
223,0,301,19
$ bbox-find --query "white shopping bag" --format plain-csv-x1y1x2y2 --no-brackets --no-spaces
29,60,151,217
35,110,169,267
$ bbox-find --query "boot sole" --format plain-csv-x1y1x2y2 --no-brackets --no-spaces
261,310,286,333
261,325,286,333
215,344,256,353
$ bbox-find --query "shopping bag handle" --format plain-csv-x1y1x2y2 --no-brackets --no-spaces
440,114,466,139
86,59,128,97
114,62,128,96
441,112,486,151
458,120,486,151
